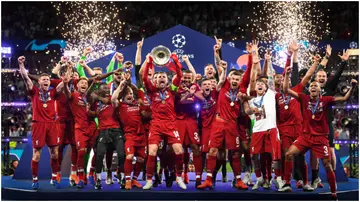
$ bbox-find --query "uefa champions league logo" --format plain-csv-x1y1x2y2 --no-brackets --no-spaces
171,34,194,62
172,34,186,48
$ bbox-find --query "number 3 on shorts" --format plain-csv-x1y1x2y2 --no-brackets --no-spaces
323,146,329,156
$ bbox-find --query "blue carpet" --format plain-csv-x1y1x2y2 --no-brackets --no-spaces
1,173,358,201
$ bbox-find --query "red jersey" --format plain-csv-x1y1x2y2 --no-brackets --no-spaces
147,88,177,122
175,84,201,120
29,85,58,122
50,79,78,121
200,90,218,128
95,96,120,130
276,83,304,126
118,102,144,135
217,79,241,122
298,93,335,136
68,91,96,130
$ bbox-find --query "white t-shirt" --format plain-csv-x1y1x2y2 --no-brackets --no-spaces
249,89,277,133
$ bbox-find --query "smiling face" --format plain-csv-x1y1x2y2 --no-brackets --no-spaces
274,74,283,86
98,83,110,97
38,75,50,91
204,64,216,79
315,70,327,88
77,79,88,94
255,80,267,96
124,87,134,104
201,80,212,96
230,74,241,90
182,72,193,87
156,72,168,90
309,81,321,98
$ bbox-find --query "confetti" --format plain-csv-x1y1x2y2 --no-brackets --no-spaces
52,1,123,63
250,2,330,69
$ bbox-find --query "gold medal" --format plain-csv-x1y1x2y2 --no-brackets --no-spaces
230,102,234,107
43,103,47,108
162,100,165,104
312,115,315,119
284,105,289,110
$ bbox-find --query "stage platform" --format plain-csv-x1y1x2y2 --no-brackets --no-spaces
2,173,358,201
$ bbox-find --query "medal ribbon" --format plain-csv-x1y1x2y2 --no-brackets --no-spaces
229,89,238,103
311,97,321,117
40,87,52,105
253,95,264,108
159,90,166,102
281,90,291,106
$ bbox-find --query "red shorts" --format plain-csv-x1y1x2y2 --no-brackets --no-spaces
125,134,146,159
208,118,241,151
32,122,60,149
56,120,75,145
201,126,212,153
177,119,200,146
74,126,98,150
148,121,182,145
278,124,302,151
250,128,281,160
293,133,331,159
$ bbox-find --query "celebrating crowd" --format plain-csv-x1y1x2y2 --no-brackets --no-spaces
18,36,356,200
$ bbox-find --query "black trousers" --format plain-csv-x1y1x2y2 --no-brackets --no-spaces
95,128,125,174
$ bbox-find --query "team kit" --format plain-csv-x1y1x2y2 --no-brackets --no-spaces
18,38,356,200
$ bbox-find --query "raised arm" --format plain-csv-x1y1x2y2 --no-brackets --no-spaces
106,53,117,84
283,66,299,99
89,68,123,84
325,49,349,91
334,79,357,102
79,60,96,77
250,41,260,93
216,60,227,91
300,54,321,86
171,54,183,88
76,47,93,78
28,74,40,82
182,55,197,83
265,50,275,91
290,41,300,86
61,75,72,99
18,56,33,91
111,80,126,107
214,36,222,66
239,43,253,93
318,44,332,70
135,38,144,66
142,54,157,93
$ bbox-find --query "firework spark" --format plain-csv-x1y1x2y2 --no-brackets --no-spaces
52,1,124,62
250,1,330,69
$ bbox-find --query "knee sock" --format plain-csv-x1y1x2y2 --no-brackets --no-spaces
31,160,39,182
146,155,156,180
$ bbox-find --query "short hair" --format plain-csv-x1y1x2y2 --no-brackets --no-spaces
200,78,211,85
238,69,245,75
315,69,328,77
256,78,269,89
78,76,88,82
258,75,268,80
182,70,193,74
231,71,242,76
39,73,50,78
275,73,283,77
204,63,214,68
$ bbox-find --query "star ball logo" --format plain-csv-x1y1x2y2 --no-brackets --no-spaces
172,34,186,48
171,34,194,62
